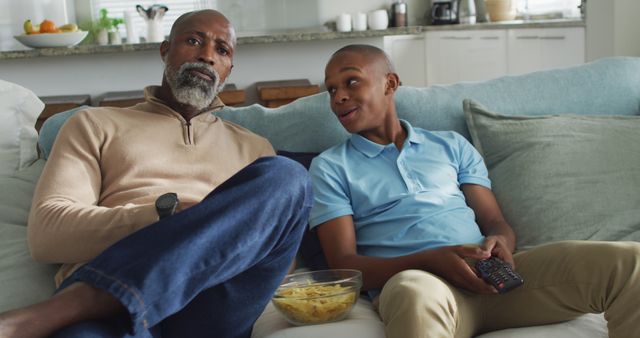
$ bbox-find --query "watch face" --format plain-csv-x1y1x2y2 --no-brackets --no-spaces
156,193,178,209
156,193,178,219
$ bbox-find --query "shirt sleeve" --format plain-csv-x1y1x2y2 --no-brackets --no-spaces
27,111,158,264
308,156,353,228
454,133,492,189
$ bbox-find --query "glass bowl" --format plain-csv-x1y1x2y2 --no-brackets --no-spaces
271,269,362,326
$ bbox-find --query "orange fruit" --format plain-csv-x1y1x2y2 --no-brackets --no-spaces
39,19,57,33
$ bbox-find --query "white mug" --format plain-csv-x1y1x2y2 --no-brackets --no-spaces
368,9,389,30
336,13,352,32
352,12,367,31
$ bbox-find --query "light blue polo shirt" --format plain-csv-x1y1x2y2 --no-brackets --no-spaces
308,120,491,259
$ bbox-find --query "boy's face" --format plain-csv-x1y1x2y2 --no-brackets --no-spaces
324,51,394,135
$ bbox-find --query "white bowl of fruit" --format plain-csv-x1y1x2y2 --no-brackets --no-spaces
14,19,88,48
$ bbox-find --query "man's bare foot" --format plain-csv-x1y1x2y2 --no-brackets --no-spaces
0,282,125,338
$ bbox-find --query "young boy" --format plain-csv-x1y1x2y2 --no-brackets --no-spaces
308,44,640,338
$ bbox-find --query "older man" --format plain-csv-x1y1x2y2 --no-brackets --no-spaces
0,10,311,338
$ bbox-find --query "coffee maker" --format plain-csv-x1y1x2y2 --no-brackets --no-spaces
429,0,459,25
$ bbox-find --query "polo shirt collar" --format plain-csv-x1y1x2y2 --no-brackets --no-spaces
349,119,422,158
402,119,423,145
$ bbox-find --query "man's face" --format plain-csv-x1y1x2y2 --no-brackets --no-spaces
324,52,392,135
161,12,235,110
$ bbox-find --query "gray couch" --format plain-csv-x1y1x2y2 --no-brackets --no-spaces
1,57,638,337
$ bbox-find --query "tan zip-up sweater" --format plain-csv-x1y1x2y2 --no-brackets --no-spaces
27,86,275,286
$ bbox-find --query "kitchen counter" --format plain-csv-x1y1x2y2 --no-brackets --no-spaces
0,19,583,61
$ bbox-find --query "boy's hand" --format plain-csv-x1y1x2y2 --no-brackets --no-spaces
481,235,515,268
426,245,497,294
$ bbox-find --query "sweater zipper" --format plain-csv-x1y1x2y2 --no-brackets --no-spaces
185,120,193,145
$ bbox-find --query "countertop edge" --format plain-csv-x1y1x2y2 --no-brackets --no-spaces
1,19,584,61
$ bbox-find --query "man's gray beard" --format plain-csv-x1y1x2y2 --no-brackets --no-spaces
164,62,224,111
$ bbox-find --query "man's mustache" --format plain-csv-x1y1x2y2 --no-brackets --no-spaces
179,63,218,83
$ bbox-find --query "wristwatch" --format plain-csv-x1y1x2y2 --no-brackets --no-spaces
155,192,179,220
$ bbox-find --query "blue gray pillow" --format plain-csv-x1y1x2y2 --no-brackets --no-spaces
38,105,89,160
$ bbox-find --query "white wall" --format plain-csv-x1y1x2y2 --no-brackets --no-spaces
219,0,321,33
612,0,640,57
0,51,163,103
586,0,640,61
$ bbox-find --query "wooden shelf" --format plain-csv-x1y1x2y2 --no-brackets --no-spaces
256,79,320,108
97,90,145,108
38,94,90,131
218,84,246,106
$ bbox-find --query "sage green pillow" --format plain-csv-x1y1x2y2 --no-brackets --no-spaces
464,99,640,250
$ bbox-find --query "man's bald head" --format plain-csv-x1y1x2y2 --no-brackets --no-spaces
169,9,236,47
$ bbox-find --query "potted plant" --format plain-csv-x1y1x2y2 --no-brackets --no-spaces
87,8,124,45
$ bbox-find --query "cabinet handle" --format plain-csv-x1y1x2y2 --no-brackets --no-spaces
479,36,500,40
516,36,539,39
441,36,472,40
539,36,566,40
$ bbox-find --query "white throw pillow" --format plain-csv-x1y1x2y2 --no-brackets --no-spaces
0,79,43,176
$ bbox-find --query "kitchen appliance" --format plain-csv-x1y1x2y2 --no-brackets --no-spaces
458,0,476,24
391,1,408,27
429,0,459,25
474,0,489,22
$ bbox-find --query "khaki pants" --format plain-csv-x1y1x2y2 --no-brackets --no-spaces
377,241,640,338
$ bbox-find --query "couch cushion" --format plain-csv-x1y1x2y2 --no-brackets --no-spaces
476,314,606,338
38,105,89,160
253,298,605,338
276,151,327,270
0,160,58,312
0,79,43,176
251,298,385,338
464,99,640,249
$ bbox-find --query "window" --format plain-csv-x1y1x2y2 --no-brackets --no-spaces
89,0,217,41
515,0,582,18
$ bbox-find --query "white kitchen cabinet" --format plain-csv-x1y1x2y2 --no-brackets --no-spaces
383,34,427,87
425,29,508,85
507,27,585,75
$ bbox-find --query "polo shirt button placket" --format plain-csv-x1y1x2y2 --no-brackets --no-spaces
398,159,415,192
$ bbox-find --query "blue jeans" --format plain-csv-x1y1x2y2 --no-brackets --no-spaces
50,156,312,338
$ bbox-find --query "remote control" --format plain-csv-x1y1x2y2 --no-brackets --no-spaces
475,256,524,294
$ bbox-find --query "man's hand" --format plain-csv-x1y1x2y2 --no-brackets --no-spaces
425,245,497,294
